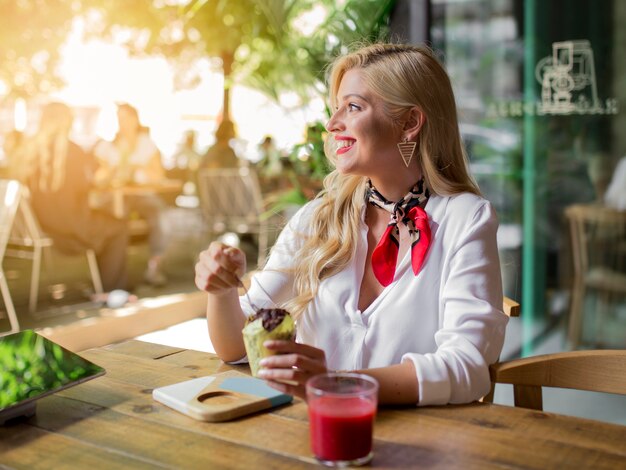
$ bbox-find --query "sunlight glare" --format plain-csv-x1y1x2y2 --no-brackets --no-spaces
292,5,328,36
14,99,27,132
47,15,326,163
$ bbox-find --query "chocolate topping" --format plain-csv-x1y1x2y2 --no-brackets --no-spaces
249,308,290,332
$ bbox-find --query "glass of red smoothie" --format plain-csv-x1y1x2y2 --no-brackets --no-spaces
306,373,379,467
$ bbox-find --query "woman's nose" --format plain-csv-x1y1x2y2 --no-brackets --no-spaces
326,112,344,133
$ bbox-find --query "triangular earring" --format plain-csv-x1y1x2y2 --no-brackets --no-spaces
397,139,417,167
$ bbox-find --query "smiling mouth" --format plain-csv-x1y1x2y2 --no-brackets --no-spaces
336,139,355,154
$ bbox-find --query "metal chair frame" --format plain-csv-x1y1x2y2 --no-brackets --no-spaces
0,180,22,335
5,183,103,316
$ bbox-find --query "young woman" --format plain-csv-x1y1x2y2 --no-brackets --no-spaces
194,43,508,406
20,102,129,292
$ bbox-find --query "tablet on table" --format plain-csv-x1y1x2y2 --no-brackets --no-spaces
0,330,105,425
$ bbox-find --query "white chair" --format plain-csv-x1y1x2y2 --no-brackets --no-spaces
5,184,103,314
197,167,272,267
0,180,22,335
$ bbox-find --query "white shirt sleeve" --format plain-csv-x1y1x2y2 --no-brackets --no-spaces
401,200,507,405
93,140,119,165
238,195,508,406
239,202,316,316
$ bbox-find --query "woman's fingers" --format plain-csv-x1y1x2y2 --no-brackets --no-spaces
195,242,246,292
259,353,325,373
264,379,305,399
205,255,241,286
257,341,328,401
194,258,234,291
263,340,326,360
259,368,316,400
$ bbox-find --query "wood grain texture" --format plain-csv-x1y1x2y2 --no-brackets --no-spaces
3,341,625,469
502,296,520,317
490,349,626,408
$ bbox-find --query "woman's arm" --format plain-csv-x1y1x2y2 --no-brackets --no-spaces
195,243,247,362
357,362,419,404
403,199,508,406
195,203,312,363
206,289,247,362
259,341,419,404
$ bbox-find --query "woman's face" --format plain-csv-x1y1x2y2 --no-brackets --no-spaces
326,69,403,178
117,107,139,134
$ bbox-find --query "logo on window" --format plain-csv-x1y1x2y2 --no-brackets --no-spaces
487,40,618,118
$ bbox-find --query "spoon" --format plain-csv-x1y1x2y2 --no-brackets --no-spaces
237,274,259,312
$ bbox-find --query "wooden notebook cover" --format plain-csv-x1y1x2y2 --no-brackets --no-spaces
152,370,292,422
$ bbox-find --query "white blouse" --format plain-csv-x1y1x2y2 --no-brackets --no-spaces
240,192,508,406
94,133,158,167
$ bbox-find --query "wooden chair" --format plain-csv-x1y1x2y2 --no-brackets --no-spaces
197,167,271,267
565,204,626,348
503,295,520,318
0,180,22,335
5,184,103,314
488,349,626,411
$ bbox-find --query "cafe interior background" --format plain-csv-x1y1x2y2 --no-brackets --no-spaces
0,0,624,422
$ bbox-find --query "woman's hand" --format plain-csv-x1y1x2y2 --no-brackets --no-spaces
257,340,327,400
195,242,246,294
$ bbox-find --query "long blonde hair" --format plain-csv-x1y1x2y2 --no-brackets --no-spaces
284,43,480,318
20,102,73,192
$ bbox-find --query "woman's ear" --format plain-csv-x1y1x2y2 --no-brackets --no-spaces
402,107,425,141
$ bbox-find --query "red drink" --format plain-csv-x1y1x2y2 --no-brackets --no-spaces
308,396,376,462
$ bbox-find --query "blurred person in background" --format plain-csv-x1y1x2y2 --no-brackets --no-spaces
604,155,626,211
19,102,129,292
257,135,282,177
199,119,239,170
2,129,25,175
93,103,168,286
169,130,202,195
170,130,201,180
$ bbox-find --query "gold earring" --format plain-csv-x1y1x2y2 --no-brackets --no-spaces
397,138,416,167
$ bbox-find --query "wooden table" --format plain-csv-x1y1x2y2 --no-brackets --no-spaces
92,180,183,218
1,341,625,469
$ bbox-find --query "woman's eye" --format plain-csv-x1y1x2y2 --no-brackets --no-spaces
348,103,361,111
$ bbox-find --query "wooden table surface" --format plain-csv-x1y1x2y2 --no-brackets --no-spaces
92,180,183,218
1,340,625,469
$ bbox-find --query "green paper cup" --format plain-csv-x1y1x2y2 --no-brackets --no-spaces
242,313,295,377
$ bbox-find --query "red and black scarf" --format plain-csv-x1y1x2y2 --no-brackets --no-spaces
367,179,431,287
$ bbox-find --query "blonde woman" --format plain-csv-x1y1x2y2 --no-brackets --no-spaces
21,102,129,292
194,44,508,405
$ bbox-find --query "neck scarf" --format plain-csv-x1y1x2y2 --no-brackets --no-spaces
367,179,431,287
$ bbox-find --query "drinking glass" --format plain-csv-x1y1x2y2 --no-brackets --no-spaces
306,373,379,467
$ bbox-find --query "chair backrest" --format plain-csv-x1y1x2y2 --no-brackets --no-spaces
7,184,52,250
197,167,264,232
0,180,21,260
503,296,520,317
489,349,626,410
565,204,626,284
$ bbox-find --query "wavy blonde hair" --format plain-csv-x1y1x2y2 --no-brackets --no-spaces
19,102,73,192
283,43,480,318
